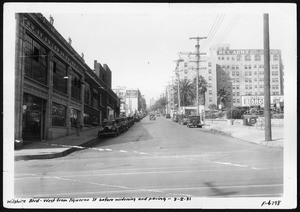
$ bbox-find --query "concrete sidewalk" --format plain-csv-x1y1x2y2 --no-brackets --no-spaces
202,121,284,149
14,127,100,161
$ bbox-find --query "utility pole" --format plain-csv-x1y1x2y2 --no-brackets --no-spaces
174,58,184,114
263,14,272,141
189,37,207,115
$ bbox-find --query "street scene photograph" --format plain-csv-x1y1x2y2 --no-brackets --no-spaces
3,3,297,209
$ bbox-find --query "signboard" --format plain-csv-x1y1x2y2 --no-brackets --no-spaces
241,95,284,107
217,49,280,55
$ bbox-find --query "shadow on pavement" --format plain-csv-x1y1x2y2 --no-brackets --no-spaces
204,182,238,197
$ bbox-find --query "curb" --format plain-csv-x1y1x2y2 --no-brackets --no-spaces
14,136,99,161
200,127,283,149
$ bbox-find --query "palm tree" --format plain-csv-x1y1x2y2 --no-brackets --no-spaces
173,78,195,107
193,75,208,106
217,87,230,109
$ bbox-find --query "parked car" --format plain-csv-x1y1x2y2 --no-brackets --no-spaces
172,114,179,122
115,117,127,133
178,114,189,125
98,119,119,138
186,115,203,128
149,114,156,120
166,113,171,119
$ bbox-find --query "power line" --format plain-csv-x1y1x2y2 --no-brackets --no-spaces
202,14,225,50
201,14,222,47
212,15,242,48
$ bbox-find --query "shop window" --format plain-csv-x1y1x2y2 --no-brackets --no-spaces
52,60,67,94
84,82,92,105
52,102,66,127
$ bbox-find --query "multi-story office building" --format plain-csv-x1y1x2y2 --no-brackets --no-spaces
210,44,284,108
15,13,119,147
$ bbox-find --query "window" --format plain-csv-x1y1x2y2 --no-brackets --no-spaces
233,85,235,89
248,65,251,69
52,59,67,94
209,90,212,94
245,54,251,61
236,65,239,69
71,71,81,100
232,56,235,60
273,54,279,61
237,92,240,96
184,62,188,67
236,85,240,89
222,65,225,68
232,78,235,82
245,65,248,69
209,76,212,81
24,34,47,85
184,69,188,74
236,71,239,76
237,99,240,103
237,55,241,61
236,78,240,82
84,82,92,105
208,69,212,74
209,83,212,87
233,99,236,103
249,78,252,82
233,92,235,96
208,62,212,67
232,71,235,76
249,71,252,76
255,54,261,61
254,71,257,75
52,102,66,127
227,65,230,69
249,85,252,89
227,56,230,60
254,78,257,82
275,64,278,69
232,65,235,69
209,97,212,102
245,78,248,82
245,85,248,89
245,71,248,76
255,85,257,88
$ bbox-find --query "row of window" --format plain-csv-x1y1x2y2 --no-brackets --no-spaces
222,64,279,71
218,54,279,61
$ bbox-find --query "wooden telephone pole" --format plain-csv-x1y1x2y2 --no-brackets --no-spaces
189,37,207,115
263,14,272,141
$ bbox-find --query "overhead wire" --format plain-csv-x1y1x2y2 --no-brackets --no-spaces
201,14,225,50
201,14,222,47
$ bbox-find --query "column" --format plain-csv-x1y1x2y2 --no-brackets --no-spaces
66,67,72,135
80,77,85,126
44,51,54,140
14,14,25,148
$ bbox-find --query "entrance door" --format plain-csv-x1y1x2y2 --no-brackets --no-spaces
22,93,46,142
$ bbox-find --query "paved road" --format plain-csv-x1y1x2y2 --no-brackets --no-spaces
15,116,283,198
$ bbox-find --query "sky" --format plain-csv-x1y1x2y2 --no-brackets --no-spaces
4,3,297,106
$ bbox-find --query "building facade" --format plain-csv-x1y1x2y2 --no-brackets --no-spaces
210,44,284,108
15,13,119,147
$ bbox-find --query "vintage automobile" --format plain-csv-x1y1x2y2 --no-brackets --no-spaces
165,113,171,119
186,115,203,128
178,114,189,125
149,114,156,120
115,117,127,133
172,114,179,122
98,119,119,138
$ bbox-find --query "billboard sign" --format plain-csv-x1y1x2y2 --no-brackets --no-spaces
125,90,138,98
217,49,280,55
241,95,284,107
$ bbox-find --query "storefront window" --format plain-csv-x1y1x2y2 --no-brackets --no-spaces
52,59,67,94
52,102,66,126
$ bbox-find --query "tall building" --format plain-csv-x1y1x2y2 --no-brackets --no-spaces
210,44,284,108
15,13,119,147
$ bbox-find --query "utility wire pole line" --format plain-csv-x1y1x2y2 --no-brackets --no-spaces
263,14,272,141
189,37,207,116
173,58,184,114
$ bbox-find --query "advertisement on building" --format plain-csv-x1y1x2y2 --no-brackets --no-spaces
241,95,284,107
217,49,280,55
125,90,138,98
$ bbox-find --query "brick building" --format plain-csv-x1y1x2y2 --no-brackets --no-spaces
15,13,119,147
